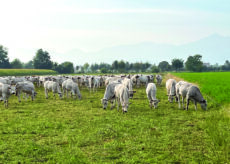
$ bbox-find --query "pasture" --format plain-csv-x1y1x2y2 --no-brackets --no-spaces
0,69,57,76
172,72,230,104
0,73,230,163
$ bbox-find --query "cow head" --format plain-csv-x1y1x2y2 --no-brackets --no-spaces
9,85,16,95
150,99,160,109
58,92,63,99
122,102,129,113
200,99,207,110
129,90,136,98
101,98,108,109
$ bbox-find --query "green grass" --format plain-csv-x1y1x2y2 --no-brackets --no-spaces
0,69,57,76
172,72,230,104
0,74,230,163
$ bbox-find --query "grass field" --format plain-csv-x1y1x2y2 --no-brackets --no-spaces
0,73,229,163
172,72,230,104
0,69,57,76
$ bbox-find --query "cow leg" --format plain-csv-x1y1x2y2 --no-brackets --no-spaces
18,91,21,102
182,96,185,109
178,94,181,109
116,98,120,111
45,89,48,99
186,99,190,110
194,100,197,110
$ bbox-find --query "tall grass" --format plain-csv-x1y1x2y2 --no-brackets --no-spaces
0,69,57,76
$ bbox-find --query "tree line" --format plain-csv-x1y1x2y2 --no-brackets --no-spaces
0,45,230,73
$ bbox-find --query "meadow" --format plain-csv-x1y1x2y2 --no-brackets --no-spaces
0,69,57,76
0,73,229,163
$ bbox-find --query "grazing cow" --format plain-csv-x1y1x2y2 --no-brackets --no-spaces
15,81,37,102
27,76,39,86
0,83,15,108
11,77,26,85
186,85,207,110
114,84,129,113
105,77,122,86
130,74,139,86
0,77,12,85
166,79,177,103
156,74,163,86
44,81,62,99
101,82,120,109
137,75,151,87
93,77,101,92
122,78,136,98
177,82,192,109
62,79,81,99
146,83,160,109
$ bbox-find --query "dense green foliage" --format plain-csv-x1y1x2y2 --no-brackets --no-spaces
10,58,23,69
33,49,53,69
0,74,229,163
185,54,203,72
172,72,230,104
171,58,184,71
54,62,74,74
0,69,57,76
0,45,11,68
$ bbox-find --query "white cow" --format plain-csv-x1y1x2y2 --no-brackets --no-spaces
156,74,163,86
114,84,129,113
146,83,160,109
0,77,11,85
177,82,192,109
166,79,177,103
93,77,101,92
0,83,15,108
15,81,37,102
122,78,136,98
62,79,81,99
136,75,151,87
186,85,207,110
101,82,120,109
44,81,62,99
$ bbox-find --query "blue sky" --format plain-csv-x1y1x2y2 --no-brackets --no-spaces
0,0,229,62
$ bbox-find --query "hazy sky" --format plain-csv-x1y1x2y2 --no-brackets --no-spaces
0,0,229,62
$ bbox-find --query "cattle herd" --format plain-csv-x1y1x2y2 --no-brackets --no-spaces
0,74,207,111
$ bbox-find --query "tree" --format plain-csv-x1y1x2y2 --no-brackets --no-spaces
33,49,53,69
171,58,184,71
83,63,90,73
55,62,74,74
118,60,126,73
24,60,34,69
151,64,159,73
158,61,170,72
0,45,11,68
185,54,203,72
112,60,118,72
11,58,23,68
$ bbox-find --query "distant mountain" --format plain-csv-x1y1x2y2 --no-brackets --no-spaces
51,34,230,65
